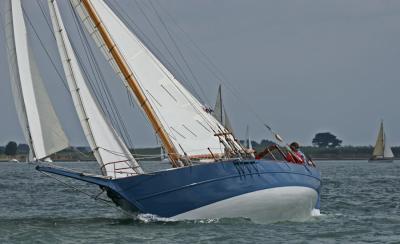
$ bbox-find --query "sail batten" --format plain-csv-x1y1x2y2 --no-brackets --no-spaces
70,0,242,162
4,0,69,160
48,0,142,178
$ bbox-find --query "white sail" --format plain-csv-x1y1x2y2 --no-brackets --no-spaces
372,122,384,157
48,0,142,178
383,133,394,158
372,121,394,159
246,125,253,151
69,0,241,159
4,0,68,160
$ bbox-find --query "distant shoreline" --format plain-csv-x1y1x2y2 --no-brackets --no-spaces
1,146,398,162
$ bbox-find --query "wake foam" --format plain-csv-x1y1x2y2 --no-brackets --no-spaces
311,208,321,217
136,213,176,223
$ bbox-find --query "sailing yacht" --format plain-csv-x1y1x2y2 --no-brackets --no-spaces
4,0,68,162
369,121,394,162
5,0,321,223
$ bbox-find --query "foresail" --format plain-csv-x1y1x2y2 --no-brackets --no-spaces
372,122,384,157
383,142,394,158
29,46,69,157
48,0,142,178
4,0,30,152
4,0,68,160
69,0,241,159
383,132,394,158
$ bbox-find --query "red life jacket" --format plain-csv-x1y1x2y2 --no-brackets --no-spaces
285,151,304,164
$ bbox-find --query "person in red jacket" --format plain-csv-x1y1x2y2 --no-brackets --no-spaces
286,142,306,164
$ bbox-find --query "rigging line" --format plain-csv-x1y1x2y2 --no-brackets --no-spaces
101,1,192,147
68,5,114,122
38,170,134,217
71,2,136,149
155,1,225,82
148,0,210,105
107,1,184,88
126,29,219,135
106,1,214,140
113,3,223,132
69,19,125,148
156,1,281,143
22,7,69,91
131,0,203,102
36,0,55,38
69,2,136,149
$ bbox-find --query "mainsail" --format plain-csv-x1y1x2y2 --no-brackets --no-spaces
48,0,143,178
4,0,68,160
372,121,394,159
69,0,242,163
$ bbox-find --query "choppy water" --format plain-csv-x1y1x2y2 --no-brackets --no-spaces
0,160,399,243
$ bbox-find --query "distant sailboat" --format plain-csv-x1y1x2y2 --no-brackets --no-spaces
8,159,20,163
4,0,68,162
369,121,394,162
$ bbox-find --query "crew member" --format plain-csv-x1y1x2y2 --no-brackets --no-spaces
286,142,306,164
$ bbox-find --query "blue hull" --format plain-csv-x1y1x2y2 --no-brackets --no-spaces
37,159,321,219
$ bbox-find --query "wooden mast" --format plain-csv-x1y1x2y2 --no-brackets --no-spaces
80,0,182,167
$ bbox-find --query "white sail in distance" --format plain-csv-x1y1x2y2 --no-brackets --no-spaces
69,0,242,159
372,121,394,159
48,0,143,178
372,122,384,157
3,0,68,160
383,133,394,158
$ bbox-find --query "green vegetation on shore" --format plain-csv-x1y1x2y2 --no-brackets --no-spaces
1,142,399,162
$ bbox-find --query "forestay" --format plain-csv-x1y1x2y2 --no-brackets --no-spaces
69,0,241,158
48,0,143,178
4,0,68,160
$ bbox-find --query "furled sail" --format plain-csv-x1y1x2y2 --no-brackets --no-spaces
48,0,142,178
4,0,68,160
69,0,242,160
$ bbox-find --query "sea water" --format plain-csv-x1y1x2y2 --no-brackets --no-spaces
0,160,399,243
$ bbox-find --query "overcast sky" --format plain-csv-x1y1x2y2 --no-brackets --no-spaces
0,0,399,147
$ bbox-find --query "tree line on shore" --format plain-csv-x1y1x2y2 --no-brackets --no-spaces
1,132,398,160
